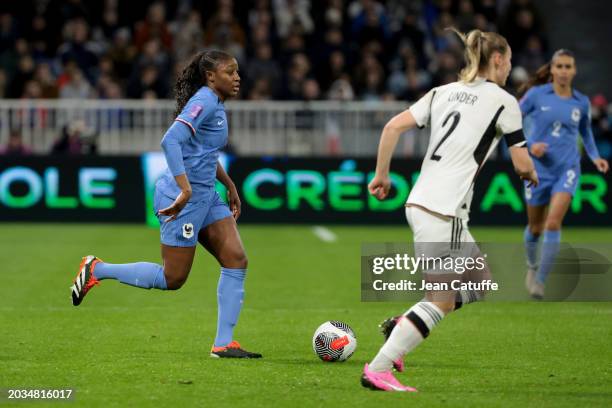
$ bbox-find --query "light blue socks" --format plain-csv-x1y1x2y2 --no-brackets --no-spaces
214,267,246,347
524,226,540,269
95,262,167,290
536,230,561,284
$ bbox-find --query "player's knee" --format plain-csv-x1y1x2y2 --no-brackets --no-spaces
164,271,188,290
529,223,544,236
221,249,248,269
544,218,562,231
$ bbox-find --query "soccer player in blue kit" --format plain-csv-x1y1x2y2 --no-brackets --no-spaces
519,49,609,299
70,50,262,358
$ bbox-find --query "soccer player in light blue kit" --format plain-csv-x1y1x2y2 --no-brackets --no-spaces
520,49,609,299
70,50,262,358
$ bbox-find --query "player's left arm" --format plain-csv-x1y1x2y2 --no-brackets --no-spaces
501,97,539,186
216,162,241,219
580,99,609,173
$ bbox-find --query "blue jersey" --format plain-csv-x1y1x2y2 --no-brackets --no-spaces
520,83,599,176
156,86,228,201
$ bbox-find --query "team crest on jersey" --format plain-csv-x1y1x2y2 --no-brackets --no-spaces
571,108,581,122
182,223,194,239
189,104,203,118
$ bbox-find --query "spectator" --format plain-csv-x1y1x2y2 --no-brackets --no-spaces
273,0,314,39
107,28,137,81
280,52,311,99
350,0,392,48
204,3,246,61
21,80,43,98
59,67,94,99
1,0,553,103
387,47,431,100
248,77,273,100
126,65,166,98
393,10,426,68
431,50,461,87
0,69,6,98
0,13,18,52
301,78,321,100
360,69,385,101
246,43,282,97
500,0,546,54
33,63,59,98
8,54,35,98
132,38,171,80
133,2,173,52
172,10,204,63
0,129,32,156
516,35,547,74
51,121,97,155
352,51,383,96
327,74,355,101
318,50,348,93
57,18,100,83
454,0,475,32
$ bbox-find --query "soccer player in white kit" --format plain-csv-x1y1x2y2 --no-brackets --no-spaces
361,29,539,392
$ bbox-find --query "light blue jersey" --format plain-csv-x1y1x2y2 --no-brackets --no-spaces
520,83,599,176
156,86,228,202
154,86,232,246
520,83,601,205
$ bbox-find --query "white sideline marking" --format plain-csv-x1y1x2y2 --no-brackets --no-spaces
312,226,337,243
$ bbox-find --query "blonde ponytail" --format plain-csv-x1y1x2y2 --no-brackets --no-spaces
449,28,509,83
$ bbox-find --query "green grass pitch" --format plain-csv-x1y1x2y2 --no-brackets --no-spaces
1,224,611,407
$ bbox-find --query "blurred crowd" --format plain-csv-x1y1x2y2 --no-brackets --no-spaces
0,0,610,157
0,0,554,101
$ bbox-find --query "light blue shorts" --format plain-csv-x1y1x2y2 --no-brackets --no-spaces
524,165,580,206
153,188,232,247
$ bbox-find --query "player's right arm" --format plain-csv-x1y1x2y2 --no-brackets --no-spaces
158,98,212,221
158,121,193,221
369,109,418,200
369,89,434,200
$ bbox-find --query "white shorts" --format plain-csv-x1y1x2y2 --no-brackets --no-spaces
405,205,480,275
405,205,474,245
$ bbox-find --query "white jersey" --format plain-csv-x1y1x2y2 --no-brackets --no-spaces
407,77,526,219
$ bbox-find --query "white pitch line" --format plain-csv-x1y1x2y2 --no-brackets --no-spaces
312,226,337,243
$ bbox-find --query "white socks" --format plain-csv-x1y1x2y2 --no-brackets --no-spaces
369,302,445,372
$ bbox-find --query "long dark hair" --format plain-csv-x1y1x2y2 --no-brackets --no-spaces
174,49,233,116
517,49,574,97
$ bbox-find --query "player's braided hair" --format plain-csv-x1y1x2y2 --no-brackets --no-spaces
517,49,575,97
449,28,509,83
173,49,233,116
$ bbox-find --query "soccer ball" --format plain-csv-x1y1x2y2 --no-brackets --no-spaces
312,321,357,362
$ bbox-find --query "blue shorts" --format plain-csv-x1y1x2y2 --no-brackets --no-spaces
524,165,580,206
153,188,232,247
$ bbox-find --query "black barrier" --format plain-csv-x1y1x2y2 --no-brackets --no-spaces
229,157,610,225
0,156,144,222
1,155,609,225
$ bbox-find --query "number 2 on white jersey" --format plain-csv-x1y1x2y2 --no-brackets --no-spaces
430,111,461,161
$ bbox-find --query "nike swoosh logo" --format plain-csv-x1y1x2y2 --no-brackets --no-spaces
541,106,551,111
218,120,224,126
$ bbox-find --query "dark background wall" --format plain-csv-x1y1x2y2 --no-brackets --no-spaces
538,0,612,97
